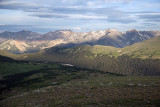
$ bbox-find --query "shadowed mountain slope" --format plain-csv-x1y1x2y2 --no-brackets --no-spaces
6,36,159,76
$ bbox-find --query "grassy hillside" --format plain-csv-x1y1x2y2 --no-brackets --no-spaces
122,36,160,59
0,61,160,107
43,36,160,59
0,49,20,60
1,36,160,76
2,36,160,60
0,55,15,62
15,36,159,76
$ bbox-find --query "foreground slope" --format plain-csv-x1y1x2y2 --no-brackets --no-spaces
0,60,160,106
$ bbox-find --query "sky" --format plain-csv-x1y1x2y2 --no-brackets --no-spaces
0,0,160,33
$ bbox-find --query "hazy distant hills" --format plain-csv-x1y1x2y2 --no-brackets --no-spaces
0,30,41,41
0,29,160,53
0,39,65,53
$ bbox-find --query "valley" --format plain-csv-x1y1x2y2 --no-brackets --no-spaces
1,0,160,106
0,29,160,106
6,36,158,76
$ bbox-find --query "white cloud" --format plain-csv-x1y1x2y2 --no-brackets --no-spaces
68,14,107,20
0,0,159,32
104,0,133,4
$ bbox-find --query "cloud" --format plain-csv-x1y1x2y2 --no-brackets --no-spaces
0,24,33,31
0,0,137,24
137,14,160,22
51,7,92,14
68,14,108,21
30,13,69,18
0,0,11,2
103,0,133,4
50,7,136,23
0,1,134,23
107,17,136,24
0,0,159,32
142,3,160,8
138,14,160,19
0,1,155,14
61,0,134,7
93,8,137,23
142,23,157,26
0,1,48,11
146,19,160,22
0,0,134,14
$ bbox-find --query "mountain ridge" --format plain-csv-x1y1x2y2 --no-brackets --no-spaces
0,29,160,53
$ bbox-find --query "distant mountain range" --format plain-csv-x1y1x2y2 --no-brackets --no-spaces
0,29,160,53
0,30,41,41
